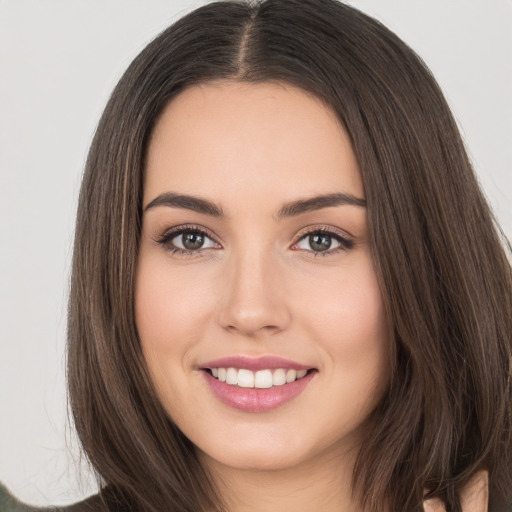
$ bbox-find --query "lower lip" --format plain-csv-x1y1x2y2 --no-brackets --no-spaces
202,370,316,412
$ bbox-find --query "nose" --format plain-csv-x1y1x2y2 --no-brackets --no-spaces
216,247,292,338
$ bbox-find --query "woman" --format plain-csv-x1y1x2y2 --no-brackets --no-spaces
2,0,511,510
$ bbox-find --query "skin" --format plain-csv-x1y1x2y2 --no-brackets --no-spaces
423,472,488,512
135,81,391,511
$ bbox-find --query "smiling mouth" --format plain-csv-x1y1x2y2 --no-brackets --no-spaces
202,366,317,412
205,367,312,389
200,356,317,411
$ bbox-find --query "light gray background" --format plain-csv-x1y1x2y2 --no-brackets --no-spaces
1,0,511,506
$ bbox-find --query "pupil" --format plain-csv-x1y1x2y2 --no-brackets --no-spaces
183,232,204,250
310,234,331,251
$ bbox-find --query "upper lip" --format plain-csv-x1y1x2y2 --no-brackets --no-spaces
200,356,313,372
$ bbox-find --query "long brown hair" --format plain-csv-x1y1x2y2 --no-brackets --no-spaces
67,1,512,511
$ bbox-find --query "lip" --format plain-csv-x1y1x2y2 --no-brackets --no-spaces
200,355,312,372
202,369,316,412
199,356,317,412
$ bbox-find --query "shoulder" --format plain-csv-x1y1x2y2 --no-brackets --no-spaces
424,471,488,512
423,471,512,512
0,483,114,512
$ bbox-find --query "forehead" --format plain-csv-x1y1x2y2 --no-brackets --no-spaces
144,81,363,207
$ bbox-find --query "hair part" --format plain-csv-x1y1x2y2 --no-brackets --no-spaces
68,1,512,511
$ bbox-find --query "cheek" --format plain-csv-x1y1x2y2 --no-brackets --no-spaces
299,258,389,384
135,256,214,353
305,257,385,330
134,255,216,418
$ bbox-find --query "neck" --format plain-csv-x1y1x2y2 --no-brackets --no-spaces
201,444,371,512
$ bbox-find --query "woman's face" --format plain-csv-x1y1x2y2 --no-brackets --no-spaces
136,81,389,473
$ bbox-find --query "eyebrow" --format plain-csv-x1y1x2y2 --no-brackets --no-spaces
144,191,366,218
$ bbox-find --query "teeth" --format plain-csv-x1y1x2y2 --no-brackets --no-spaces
237,369,255,388
272,368,286,386
208,367,310,388
286,369,297,383
226,367,238,385
254,370,273,388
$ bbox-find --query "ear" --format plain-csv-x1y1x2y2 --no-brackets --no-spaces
423,470,488,512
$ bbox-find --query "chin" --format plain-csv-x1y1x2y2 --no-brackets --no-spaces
200,445,308,473
193,419,359,476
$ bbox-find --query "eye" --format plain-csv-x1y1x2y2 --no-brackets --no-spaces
156,225,353,257
157,226,220,256
293,228,354,256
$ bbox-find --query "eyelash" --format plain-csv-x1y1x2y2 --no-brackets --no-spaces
156,224,354,258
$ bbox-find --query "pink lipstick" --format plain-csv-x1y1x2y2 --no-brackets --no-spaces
200,356,316,412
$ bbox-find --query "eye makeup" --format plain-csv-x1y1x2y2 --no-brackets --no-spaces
155,223,355,259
